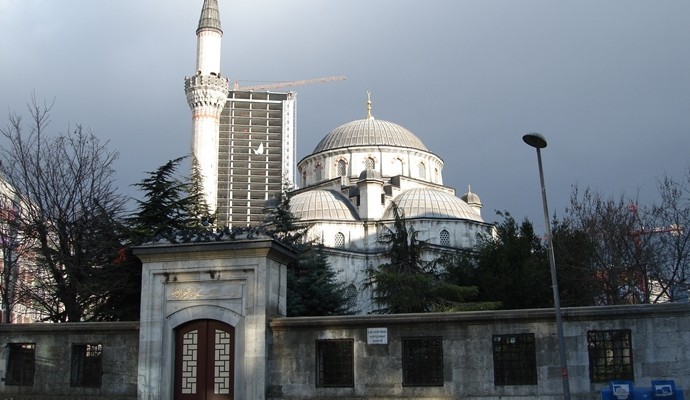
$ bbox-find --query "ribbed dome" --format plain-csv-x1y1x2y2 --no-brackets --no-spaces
313,118,428,153
461,186,482,207
290,190,359,221
384,188,483,222
358,169,383,180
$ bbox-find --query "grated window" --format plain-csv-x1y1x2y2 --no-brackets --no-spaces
440,229,450,246
365,157,375,171
587,329,634,383
5,343,35,386
402,337,443,386
344,284,357,310
316,340,354,387
334,232,345,248
492,334,537,385
71,343,103,387
337,160,347,176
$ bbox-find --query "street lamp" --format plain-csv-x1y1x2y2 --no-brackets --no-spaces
523,132,571,400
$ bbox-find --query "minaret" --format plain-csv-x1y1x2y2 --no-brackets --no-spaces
184,0,230,215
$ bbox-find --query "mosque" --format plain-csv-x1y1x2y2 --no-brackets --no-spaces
186,0,493,312
290,94,492,311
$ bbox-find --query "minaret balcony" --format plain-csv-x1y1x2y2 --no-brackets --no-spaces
185,74,230,109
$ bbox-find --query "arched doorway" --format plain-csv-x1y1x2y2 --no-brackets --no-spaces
174,320,235,400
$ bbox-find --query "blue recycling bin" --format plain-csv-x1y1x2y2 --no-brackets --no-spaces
614,381,635,399
601,381,651,400
651,380,684,400
601,380,685,400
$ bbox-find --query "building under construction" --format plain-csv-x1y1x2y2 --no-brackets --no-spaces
186,1,345,227
216,90,296,227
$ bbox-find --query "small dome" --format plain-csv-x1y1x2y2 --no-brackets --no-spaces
313,118,428,153
358,169,383,180
384,188,483,222
290,189,359,221
461,186,482,207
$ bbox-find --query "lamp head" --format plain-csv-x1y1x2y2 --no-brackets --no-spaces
523,132,547,149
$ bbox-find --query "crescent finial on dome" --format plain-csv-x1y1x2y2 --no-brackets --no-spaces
366,91,374,120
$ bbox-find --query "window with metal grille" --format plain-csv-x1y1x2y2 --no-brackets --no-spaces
418,162,426,179
439,229,450,246
587,329,634,383
334,232,345,248
71,343,103,387
337,159,347,176
316,339,354,387
402,337,443,386
365,157,375,170
344,284,357,310
492,334,537,385
5,343,35,386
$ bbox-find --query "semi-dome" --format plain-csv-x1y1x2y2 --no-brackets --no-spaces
290,189,359,221
384,188,483,222
313,118,428,153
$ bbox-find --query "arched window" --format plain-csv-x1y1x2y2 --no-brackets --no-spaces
337,159,347,177
315,164,323,182
344,283,357,310
418,162,426,179
440,229,450,246
397,158,404,175
302,171,307,186
365,157,375,171
334,232,345,248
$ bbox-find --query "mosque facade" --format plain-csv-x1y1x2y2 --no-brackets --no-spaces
186,0,493,313
291,95,492,312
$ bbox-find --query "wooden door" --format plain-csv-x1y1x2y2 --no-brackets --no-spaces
174,320,234,400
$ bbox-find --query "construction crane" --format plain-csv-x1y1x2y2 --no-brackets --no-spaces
232,76,346,91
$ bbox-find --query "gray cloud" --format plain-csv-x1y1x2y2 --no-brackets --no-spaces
1,0,688,229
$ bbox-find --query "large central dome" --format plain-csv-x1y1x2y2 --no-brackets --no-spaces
313,118,429,153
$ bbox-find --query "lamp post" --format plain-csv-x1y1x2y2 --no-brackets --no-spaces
523,132,571,400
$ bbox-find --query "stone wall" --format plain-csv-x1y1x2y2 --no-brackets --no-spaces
268,303,690,400
0,302,686,399
0,322,138,400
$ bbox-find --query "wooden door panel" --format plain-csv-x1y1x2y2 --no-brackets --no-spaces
175,320,234,400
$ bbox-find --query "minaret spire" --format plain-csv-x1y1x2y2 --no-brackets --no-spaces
193,0,225,76
185,0,230,215
197,0,222,34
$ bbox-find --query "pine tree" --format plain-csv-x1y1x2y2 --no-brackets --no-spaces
129,156,198,244
368,202,482,313
187,156,213,229
287,244,354,316
261,180,306,243
104,156,212,321
263,185,354,316
470,212,553,309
